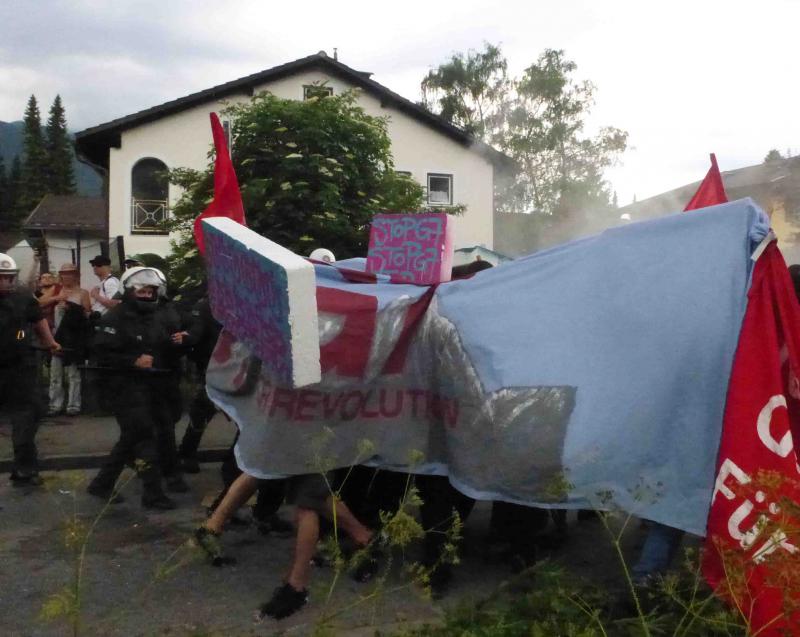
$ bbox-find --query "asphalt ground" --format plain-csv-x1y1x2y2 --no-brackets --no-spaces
0,413,696,636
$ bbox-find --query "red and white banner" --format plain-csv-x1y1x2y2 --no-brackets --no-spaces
703,242,800,635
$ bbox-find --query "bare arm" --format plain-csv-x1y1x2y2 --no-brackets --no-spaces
33,319,60,351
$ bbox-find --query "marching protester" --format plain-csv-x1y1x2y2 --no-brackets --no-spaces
0,253,61,486
48,263,91,417
85,266,179,509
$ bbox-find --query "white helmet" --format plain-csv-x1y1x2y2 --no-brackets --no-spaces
0,252,19,293
309,248,336,263
121,266,167,297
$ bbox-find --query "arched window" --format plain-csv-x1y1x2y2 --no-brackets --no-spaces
131,158,169,234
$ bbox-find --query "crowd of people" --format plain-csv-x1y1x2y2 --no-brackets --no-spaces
0,250,700,622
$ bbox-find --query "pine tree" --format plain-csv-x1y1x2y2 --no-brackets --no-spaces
3,155,23,230
18,94,48,214
45,95,76,194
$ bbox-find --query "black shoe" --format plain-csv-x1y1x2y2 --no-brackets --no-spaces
257,583,308,620
194,526,236,566
86,483,125,504
179,456,201,474
255,513,294,537
10,470,43,487
165,474,190,493
141,493,177,510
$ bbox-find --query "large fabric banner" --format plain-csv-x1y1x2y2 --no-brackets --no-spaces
207,198,769,536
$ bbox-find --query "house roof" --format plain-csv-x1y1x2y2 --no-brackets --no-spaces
618,156,800,220
0,230,24,252
75,51,513,170
24,195,107,232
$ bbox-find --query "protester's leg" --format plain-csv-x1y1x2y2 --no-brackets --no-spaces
65,363,81,415
252,479,292,534
632,521,685,583
48,355,65,414
205,473,259,534
207,433,243,513
285,507,320,591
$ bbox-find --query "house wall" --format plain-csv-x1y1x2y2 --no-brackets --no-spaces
109,69,494,257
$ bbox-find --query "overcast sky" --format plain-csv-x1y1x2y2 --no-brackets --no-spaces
2,0,798,205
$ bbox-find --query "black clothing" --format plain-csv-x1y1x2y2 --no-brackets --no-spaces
0,291,44,475
53,301,89,365
178,297,222,459
0,291,42,364
88,300,180,499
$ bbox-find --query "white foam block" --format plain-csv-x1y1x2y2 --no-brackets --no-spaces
203,217,320,387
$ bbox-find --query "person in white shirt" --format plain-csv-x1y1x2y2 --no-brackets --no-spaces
89,255,120,316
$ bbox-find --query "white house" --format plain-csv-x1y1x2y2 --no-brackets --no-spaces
75,51,510,260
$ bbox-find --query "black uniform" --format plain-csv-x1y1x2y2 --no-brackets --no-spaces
177,297,221,460
87,297,179,504
0,290,44,480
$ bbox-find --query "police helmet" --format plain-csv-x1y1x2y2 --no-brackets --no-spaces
121,266,167,298
0,253,19,294
309,248,336,263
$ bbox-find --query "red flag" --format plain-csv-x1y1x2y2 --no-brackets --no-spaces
193,113,246,254
702,242,800,635
684,153,729,211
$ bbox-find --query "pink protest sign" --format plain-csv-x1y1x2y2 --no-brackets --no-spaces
203,217,320,388
366,213,454,284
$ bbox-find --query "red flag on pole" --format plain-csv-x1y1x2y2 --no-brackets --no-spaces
684,153,729,211
702,242,800,635
193,113,246,254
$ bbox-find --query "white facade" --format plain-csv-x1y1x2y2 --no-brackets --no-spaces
107,68,495,257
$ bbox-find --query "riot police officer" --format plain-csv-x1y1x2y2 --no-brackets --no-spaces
86,266,180,509
0,253,60,485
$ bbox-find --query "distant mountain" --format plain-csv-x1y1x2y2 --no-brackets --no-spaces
0,120,103,197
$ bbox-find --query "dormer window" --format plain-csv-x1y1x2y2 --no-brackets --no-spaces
303,84,334,100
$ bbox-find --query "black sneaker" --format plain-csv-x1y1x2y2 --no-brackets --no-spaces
86,483,125,504
257,583,308,620
141,493,177,510
194,527,236,567
255,513,294,537
165,474,190,493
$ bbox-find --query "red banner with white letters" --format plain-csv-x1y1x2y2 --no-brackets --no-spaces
703,242,800,635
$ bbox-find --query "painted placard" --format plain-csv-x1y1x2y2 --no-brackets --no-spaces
366,213,454,284
203,217,320,387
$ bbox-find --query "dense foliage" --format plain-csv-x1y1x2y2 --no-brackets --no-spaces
422,44,628,221
166,89,452,291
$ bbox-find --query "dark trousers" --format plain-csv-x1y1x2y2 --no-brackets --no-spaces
213,433,286,522
155,373,183,477
90,379,167,496
489,501,549,565
178,377,216,457
416,475,475,565
339,466,407,530
0,362,41,474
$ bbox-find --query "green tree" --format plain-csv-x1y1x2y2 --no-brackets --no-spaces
45,95,76,194
1,156,23,231
18,94,48,214
421,42,510,143
423,45,627,221
167,90,433,290
764,148,783,163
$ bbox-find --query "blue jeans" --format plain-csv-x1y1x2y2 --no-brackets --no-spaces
632,521,685,582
